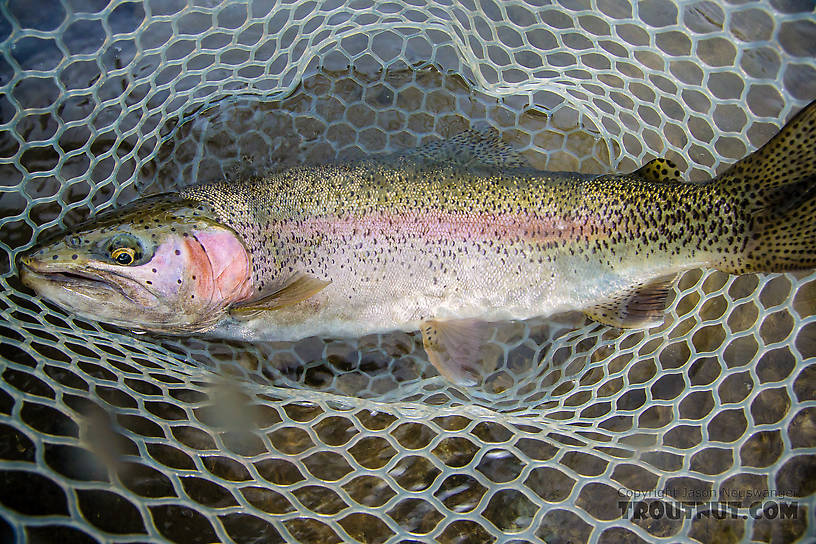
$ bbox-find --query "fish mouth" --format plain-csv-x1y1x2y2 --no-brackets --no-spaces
19,259,144,303
32,269,107,285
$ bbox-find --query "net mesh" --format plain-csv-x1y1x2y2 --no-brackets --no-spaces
1,0,815,542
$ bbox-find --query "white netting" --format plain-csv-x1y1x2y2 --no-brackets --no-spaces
0,0,815,543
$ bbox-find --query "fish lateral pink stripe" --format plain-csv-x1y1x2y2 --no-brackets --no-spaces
280,211,621,244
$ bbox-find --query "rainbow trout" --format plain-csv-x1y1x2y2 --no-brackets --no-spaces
20,99,816,384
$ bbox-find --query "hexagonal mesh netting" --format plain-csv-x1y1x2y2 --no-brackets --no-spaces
1,0,815,542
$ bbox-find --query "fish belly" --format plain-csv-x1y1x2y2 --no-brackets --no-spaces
211,234,658,342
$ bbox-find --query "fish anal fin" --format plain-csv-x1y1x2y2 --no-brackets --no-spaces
631,158,682,183
585,276,676,329
229,273,330,319
421,318,491,386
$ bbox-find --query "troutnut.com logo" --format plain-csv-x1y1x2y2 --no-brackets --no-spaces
616,488,800,520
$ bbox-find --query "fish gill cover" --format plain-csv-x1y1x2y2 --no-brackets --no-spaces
0,0,815,543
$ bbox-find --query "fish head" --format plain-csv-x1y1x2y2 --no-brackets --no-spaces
18,195,254,334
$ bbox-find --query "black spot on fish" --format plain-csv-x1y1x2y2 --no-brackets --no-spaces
175,250,181,256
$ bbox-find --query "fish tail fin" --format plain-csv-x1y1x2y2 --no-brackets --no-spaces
714,98,816,274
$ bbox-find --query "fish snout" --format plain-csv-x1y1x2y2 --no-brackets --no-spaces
16,252,41,291
16,248,52,274
17,251,37,272
16,246,85,277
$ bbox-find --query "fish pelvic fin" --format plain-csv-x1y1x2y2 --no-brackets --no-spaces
421,318,494,386
229,272,330,319
584,275,675,329
714,98,816,274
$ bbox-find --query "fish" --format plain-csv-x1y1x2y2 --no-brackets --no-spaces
19,99,816,385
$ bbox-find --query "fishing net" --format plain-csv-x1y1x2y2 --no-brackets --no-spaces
1,0,815,542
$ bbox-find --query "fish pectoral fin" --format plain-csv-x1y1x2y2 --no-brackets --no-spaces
631,158,682,183
421,318,491,386
229,272,331,318
584,275,676,329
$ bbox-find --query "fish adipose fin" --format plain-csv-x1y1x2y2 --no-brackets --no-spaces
421,318,491,386
389,129,529,169
585,275,676,328
229,273,330,318
715,98,816,273
631,158,682,183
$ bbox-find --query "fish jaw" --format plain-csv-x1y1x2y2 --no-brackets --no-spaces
19,254,162,325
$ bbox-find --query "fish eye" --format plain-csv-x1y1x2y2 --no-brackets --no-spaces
111,247,136,265
105,234,144,265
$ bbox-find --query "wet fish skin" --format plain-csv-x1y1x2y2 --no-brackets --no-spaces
185,162,722,341
18,99,816,383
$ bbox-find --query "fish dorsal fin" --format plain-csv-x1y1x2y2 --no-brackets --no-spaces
420,318,492,386
631,158,682,183
229,272,330,318
389,129,529,169
584,275,676,329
